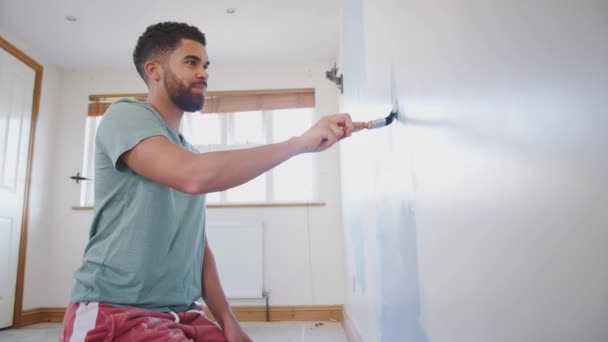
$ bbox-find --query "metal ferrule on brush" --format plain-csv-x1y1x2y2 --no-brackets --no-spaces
368,118,386,129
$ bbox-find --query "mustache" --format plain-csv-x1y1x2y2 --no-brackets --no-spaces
191,81,208,88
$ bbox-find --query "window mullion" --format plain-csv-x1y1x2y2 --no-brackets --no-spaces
264,110,273,202
220,113,229,203
81,117,97,206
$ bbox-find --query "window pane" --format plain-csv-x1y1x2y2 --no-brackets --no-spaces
272,108,314,142
183,112,221,145
273,154,313,201
81,116,102,206
272,108,314,201
231,111,264,144
226,173,266,202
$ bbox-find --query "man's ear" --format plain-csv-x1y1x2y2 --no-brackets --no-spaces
144,61,163,82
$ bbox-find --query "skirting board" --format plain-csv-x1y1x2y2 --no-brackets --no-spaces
19,307,66,327
18,305,343,327
342,310,364,342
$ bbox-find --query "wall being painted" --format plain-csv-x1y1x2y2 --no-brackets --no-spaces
340,0,608,341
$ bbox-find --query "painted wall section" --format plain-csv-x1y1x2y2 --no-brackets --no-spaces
340,0,608,341
342,0,368,297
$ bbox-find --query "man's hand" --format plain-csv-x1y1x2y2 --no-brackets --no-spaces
294,113,354,153
223,321,253,342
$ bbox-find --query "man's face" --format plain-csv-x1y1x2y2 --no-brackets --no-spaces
162,39,210,112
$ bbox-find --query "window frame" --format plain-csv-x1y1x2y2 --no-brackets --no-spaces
80,89,317,207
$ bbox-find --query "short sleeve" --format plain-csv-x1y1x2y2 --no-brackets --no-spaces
96,101,168,170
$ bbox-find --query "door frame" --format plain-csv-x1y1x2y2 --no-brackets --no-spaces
0,35,43,328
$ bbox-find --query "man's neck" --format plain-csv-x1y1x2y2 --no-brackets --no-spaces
146,90,183,133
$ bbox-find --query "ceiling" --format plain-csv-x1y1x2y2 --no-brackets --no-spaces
0,0,341,70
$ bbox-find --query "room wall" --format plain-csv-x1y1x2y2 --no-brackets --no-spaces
340,0,608,341
31,60,346,309
0,28,62,310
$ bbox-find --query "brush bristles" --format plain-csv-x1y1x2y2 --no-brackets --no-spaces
385,110,398,125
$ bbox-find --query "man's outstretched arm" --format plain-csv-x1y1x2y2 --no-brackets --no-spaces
121,113,354,194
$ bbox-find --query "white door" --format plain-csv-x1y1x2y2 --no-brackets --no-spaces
0,46,36,328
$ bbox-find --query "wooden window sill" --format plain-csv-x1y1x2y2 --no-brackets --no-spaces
72,202,326,211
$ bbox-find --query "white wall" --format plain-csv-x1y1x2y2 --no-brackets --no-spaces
340,0,608,341
33,60,345,309
0,27,62,310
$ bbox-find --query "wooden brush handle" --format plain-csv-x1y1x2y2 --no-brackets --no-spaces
353,122,369,131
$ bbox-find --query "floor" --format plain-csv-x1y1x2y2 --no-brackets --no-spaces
0,321,350,342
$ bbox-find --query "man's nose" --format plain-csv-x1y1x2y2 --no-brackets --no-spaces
197,68,208,79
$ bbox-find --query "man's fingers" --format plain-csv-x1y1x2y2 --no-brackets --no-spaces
339,122,354,137
304,113,355,153
335,114,355,134
331,125,344,139
343,114,355,131
328,113,350,123
326,113,354,138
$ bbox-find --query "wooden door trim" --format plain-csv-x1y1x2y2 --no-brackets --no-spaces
0,35,44,328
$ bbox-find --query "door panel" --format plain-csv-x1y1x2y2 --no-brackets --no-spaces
0,46,35,328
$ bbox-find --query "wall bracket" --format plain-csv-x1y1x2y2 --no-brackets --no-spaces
325,64,343,93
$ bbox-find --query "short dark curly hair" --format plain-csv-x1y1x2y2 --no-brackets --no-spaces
133,22,207,82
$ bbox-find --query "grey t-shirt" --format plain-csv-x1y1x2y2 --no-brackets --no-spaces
70,98,206,312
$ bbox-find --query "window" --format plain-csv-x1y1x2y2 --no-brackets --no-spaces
181,108,314,203
80,89,316,206
80,115,102,206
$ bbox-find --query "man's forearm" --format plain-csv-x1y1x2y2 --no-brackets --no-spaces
188,137,304,194
201,238,238,329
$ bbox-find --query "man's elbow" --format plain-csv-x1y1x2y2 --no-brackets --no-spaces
175,155,227,195
177,170,218,195
178,180,202,195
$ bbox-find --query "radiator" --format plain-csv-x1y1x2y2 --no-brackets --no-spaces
205,222,264,299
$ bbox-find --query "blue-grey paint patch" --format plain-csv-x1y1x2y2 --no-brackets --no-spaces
378,201,428,342
345,201,367,292
342,0,369,293
343,0,368,102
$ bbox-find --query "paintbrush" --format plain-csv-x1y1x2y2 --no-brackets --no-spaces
350,75,399,133
352,102,399,132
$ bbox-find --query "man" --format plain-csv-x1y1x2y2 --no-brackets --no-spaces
61,22,354,342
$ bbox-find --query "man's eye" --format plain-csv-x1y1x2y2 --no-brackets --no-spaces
187,61,196,65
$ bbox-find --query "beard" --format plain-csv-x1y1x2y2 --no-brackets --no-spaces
164,68,206,112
